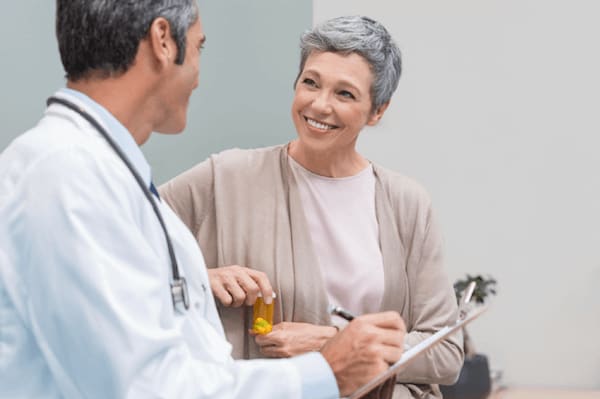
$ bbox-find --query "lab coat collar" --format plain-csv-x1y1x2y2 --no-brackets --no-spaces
51,88,153,187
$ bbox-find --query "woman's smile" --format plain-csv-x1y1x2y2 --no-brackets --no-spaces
304,116,339,132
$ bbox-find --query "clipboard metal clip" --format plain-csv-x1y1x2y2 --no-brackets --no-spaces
345,280,488,399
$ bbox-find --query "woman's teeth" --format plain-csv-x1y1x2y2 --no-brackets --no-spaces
306,117,335,130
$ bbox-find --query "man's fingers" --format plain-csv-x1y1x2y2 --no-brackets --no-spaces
207,265,274,307
247,269,274,304
379,342,404,365
231,271,260,306
374,326,405,349
223,276,247,307
349,313,405,360
212,285,233,306
356,311,405,331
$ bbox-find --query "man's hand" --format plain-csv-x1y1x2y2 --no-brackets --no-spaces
254,322,337,357
320,311,405,397
207,265,273,307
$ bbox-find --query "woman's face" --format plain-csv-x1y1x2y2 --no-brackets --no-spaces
291,51,386,155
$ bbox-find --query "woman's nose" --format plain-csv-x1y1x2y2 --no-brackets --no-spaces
311,91,333,114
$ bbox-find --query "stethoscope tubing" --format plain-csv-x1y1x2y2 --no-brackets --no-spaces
46,96,189,312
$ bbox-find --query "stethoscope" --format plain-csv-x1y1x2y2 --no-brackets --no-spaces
46,96,190,313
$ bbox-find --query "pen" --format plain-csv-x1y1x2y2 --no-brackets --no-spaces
460,281,476,307
458,281,477,320
328,304,355,321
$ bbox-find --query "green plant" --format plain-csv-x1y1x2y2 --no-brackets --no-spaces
440,274,499,399
453,274,497,305
453,274,497,358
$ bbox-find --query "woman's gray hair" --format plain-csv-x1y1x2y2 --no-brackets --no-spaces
295,16,402,111
56,0,198,81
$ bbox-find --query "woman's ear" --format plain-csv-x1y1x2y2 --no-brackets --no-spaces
147,17,175,66
367,102,390,126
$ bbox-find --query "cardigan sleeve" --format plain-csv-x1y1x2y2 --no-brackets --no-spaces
398,203,464,385
159,158,219,269
382,172,464,386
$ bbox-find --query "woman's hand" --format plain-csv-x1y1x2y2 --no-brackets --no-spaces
207,265,273,307
253,322,338,358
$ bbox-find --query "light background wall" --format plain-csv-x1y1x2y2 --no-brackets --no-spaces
2,0,599,391
1,2,64,147
0,1,310,183
314,0,600,390
143,0,311,182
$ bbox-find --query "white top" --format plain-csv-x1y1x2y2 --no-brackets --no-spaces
288,156,385,320
0,89,338,399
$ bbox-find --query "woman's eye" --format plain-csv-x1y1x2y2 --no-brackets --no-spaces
302,78,317,87
338,90,356,99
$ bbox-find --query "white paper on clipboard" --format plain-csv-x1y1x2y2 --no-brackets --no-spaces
344,305,488,399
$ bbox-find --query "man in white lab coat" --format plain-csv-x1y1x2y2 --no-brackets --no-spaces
0,1,405,398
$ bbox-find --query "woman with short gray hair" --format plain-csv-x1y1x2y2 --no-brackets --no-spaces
161,15,463,399
295,16,402,112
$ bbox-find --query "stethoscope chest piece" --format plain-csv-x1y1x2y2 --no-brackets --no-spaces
171,277,190,313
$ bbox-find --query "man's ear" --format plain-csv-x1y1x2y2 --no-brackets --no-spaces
147,17,175,66
367,102,390,126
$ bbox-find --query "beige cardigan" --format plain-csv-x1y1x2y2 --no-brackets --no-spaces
160,144,463,398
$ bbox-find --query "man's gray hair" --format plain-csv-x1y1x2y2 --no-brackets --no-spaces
56,0,198,81
295,16,402,111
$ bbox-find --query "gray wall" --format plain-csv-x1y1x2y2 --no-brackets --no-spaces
315,0,600,390
1,1,311,184
144,0,311,183
1,2,65,148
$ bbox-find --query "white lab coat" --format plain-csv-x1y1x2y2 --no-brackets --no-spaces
0,90,337,398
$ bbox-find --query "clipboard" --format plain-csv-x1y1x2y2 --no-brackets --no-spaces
344,304,488,399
